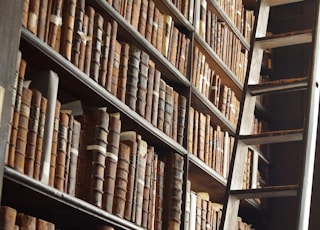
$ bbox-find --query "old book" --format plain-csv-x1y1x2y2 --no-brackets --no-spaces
95,226,115,230
177,95,187,145
161,15,172,58
78,15,89,72
14,87,33,174
199,0,207,39
27,0,40,34
63,114,74,194
136,51,149,117
189,191,197,230
154,159,165,230
198,112,206,161
124,0,133,22
192,110,199,156
112,142,130,218
37,0,49,41
161,153,184,229
103,113,121,213
112,0,120,12
83,6,95,75
47,0,63,49
0,206,17,230
151,69,161,127
145,0,154,43
120,131,138,221
210,74,221,107
117,42,130,102
148,153,158,229
71,0,85,67
204,114,211,165
90,13,104,82
131,0,141,30
98,20,112,87
22,0,30,28
60,0,76,61
168,27,179,66
187,107,194,152
156,13,164,52
119,0,127,16
36,218,55,230
24,89,42,177
192,46,199,87
15,213,36,230
163,85,174,137
185,180,191,230
125,45,141,111
138,0,148,37
157,79,166,131
33,96,48,180
171,91,179,141
144,60,155,123
111,41,121,96
105,20,118,92
151,7,159,48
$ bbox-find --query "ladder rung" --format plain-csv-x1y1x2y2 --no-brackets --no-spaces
256,30,312,49
266,0,303,7
230,185,298,199
240,129,303,145
248,77,308,96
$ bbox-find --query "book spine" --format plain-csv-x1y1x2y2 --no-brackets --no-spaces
27,0,40,34
0,206,17,230
148,153,158,229
105,20,118,92
131,0,141,30
145,0,154,43
136,51,149,117
71,0,85,67
161,15,172,58
157,79,166,131
22,0,30,28
36,218,55,230
138,0,148,36
47,0,64,49
151,7,159,48
154,159,164,230
177,95,187,145
98,20,112,87
144,60,155,123
78,14,89,72
124,0,133,22
83,6,95,75
171,91,179,141
63,114,74,193
37,0,49,41
151,69,161,127
16,213,36,230
111,41,121,96
117,42,130,102
163,85,174,136
187,107,194,152
198,112,206,161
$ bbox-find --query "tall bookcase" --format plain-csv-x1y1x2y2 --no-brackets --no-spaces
0,0,318,229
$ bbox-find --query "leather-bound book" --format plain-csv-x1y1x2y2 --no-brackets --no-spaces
111,41,121,96
37,0,49,41
33,96,47,180
83,6,95,75
177,34,187,75
163,85,174,136
71,0,85,67
155,159,165,230
112,0,120,12
144,60,155,122
168,27,179,66
210,74,221,107
47,0,64,49
138,0,148,37
112,142,130,218
204,114,211,165
124,0,133,22
0,206,17,230
177,95,187,145
125,45,141,111
103,113,121,213
98,20,112,87
145,0,154,43
151,69,160,127
148,153,158,229
156,13,164,53
187,107,194,152
95,226,114,230
78,15,89,72
198,112,206,161
27,0,40,34
131,0,141,30
157,79,166,131
14,87,33,174
105,20,118,92
90,13,104,82
24,89,42,177
192,110,199,156
63,114,74,193
120,131,137,221
136,51,149,117
117,42,130,102
171,91,179,141
36,218,55,230
161,15,172,58
15,213,36,230
151,7,159,48
22,0,30,28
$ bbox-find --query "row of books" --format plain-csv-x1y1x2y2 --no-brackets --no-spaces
0,206,116,230
185,188,255,230
188,107,235,178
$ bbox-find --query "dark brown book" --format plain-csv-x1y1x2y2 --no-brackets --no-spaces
63,114,74,193
78,14,89,72
120,131,138,221
151,69,161,127
131,0,141,30
168,27,179,66
24,89,42,177
22,0,30,28
90,13,104,82
148,153,158,229
83,6,95,75
98,20,112,87
136,51,149,117
155,159,165,230
111,41,121,96
145,60,155,122
145,0,154,43
163,85,174,136
117,42,130,102
177,95,187,145
27,0,40,34
112,142,130,218
192,46,199,87
187,107,194,153
138,0,148,37
47,0,64,49
125,45,141,111
71,0,85,67
0,206,17,230
36,218,55,230
157,79,166,131
103,113,121,213
15,213,36,230
171,91,179,141
105,20,118,92
33,96,48,180
14,87,33,174
192,110,199,156
37,0,49,41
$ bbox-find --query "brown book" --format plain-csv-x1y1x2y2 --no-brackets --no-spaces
47,0,64,49
117,42,130,102
198,112,206,161
71,0,85,67
187,107,194,152
125,45,141,111
151,69,161,127
138,0,148,36
157,79,166,131
171,91,178,141
98,20,112,87
204,114,211,165
37,0,49,41
15,213,36,230
131,0,141,30
136,51,149,117
218,85,229,117
105,20,118,92
14,87,33,174
185,180,191,229
36,218,55,230
168,27,179,66
145,0,155,43
95,226,115,230
0,206,17,230
163,85,174,136
113,0,120,12
161,152,184,230
155,159,165,230
210,74,221,107
60,0,76,61
90,13,104,82
177,95,187,145
192,46,199,87
63,114,74,193
24,89,42,177
22,0,30,28
161,15,172,58
83,6,95,75
124,0,133,22
120,131,138,221
192,110,199,156
151,7,159,48
156,13,164,53
148,153,158,229
27,0,40,34
112,142,130,218
145,60,155,123
78,14,89,72
111,41,121,96
103,113,121,213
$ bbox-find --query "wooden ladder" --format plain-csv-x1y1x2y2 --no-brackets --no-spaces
220,0,320,229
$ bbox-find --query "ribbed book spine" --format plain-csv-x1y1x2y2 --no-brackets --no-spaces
117,42,130,102
136,51,149,117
